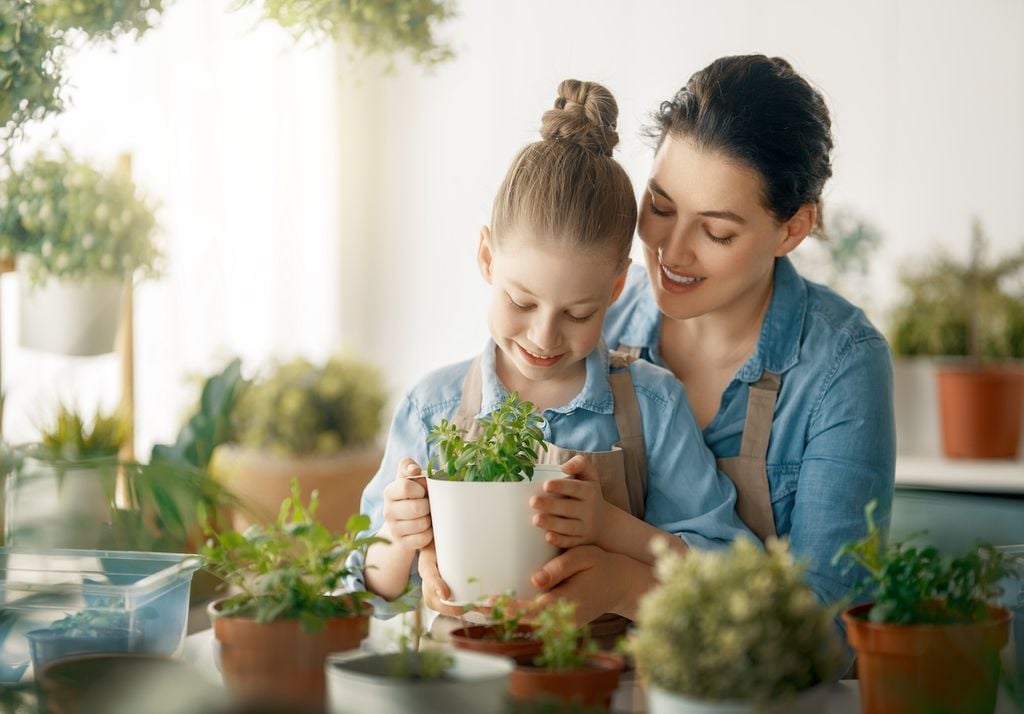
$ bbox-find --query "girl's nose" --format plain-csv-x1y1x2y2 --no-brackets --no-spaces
528,314,560,352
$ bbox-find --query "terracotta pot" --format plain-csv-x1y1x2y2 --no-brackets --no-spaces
842,602,1011,714
211,444,382,534
936,363,1024,459
209,598,370,711
508,651,623,711
450,624,543,660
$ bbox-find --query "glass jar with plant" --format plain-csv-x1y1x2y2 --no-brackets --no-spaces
632,537,844,714
424,393,563,604
210,354,386,535
835,501,1021,714
889,218,1024,458
506,598,623,712
202,478,383,711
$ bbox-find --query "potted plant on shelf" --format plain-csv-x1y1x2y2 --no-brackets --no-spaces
0,148,160,356
0,2,63,148
426,393,562,604
889,219,1024,459
202,478,382,711
506,598,623,711
835,501,1020,714
210,355,386,535
449,591,543,660
632,537,844,714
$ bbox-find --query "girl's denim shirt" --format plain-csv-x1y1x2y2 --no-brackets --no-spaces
603,256,897,612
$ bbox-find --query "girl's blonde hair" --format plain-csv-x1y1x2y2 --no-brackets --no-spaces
491,79,637,267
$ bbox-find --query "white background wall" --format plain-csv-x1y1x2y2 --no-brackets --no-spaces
1,0,1022,453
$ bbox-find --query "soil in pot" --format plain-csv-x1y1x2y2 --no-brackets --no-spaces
450,624,543,660
36,653,190,714
27,627,136,673
507,652,623,711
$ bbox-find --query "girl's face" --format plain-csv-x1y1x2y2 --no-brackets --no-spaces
478,227,626,387
637,134,812,322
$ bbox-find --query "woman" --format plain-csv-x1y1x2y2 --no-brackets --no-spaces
421,55,895,635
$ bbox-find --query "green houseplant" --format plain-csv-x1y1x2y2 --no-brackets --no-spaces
0,149,160,355
425,393,562,604
632,537,844,714
889,219,1024,458
203,478,382,711
210,354,387,534
835,502,1020,714
0,2,63,146
450,591,543,660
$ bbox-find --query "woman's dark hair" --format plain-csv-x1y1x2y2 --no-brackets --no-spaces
646,55,833,232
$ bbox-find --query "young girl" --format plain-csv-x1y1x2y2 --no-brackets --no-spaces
349,79,753,624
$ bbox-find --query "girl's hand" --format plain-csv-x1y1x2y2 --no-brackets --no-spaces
416,543,465,618
381,458,433,552
530,455,606,548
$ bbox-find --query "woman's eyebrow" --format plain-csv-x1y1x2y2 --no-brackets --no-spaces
648,179,673,201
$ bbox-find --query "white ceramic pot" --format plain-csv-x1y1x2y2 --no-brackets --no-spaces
17,256,124,356
647,683,830,714
4,455,117,548
326,649,513,714
428,464,563,604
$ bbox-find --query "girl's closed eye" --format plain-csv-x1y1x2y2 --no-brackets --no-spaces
506,293,534,311
565,310,596,324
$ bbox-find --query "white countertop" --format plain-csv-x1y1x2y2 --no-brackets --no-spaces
896,455,1024,494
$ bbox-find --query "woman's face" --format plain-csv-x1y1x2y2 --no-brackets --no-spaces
637,134,809,322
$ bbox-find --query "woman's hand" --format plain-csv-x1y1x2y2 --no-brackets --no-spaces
530,455,607,548
531,545,656,623
416,542,465,618
381,458,433,551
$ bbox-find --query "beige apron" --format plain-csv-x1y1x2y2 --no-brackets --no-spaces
616,345,779,543
434,350,648,642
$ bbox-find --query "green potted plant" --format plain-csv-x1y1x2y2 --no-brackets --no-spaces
632,537,844,714
0,149,160,355
506,598,623,712
835,502,1020,714
889,219,1024,458
210,354,386,535
0,2,63,148
202,478,382,711
425,393,561,604
449,591,543,660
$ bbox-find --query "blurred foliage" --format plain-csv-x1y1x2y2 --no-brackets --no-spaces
0,1,64,144
38,404,127,461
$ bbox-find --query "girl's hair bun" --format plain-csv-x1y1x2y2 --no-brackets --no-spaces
540,79,619,156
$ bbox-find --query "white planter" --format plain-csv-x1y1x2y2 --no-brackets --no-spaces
17,255,124,356
326,649,513,714
4,455,117,549
648,683,830,714
428,464,563,604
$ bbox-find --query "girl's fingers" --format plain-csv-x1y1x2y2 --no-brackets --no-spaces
530,493,581,517
391,515,431,537
542,478,589,499
532,512,581,536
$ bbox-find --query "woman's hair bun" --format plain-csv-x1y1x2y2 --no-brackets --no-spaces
540,79,620,156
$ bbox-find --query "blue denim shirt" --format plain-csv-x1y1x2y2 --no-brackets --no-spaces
347,339,756,616
604,257,896,612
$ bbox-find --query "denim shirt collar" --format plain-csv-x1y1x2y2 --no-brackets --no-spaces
735,256,807,382
478,340,615,418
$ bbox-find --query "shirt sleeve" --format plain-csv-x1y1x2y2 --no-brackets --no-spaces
343,391,432,619
788,335,896,633
634,364,761,551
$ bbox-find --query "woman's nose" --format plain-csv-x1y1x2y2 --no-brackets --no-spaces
659,224,697,268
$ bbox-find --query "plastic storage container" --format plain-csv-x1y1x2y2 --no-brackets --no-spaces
997,544,1024,688
0,548,200,682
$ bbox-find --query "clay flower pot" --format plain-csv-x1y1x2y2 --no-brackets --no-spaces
209,598,370,711
449,624,543,660
936,362,1024,459
508,651,624,711
842,602,1011,714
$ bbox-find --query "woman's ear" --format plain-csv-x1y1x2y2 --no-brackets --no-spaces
608,258,631,305
477,225,494,283
775,204,815,257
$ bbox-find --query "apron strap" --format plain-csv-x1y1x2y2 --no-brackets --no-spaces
739,371,781,459
609,348,648,519
452,356,484,435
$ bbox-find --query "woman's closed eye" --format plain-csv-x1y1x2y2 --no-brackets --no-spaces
705,227,735,245
648,193,673,217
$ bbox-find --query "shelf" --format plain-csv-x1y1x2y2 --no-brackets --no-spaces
896,455,1024,495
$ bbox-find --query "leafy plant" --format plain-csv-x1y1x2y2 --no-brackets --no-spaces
236,0,455,67
633,537,843,703
389,613,454,680
486,592,534,643
833,501,1022,625
202,478,385,632
38,404,126,461
47,609,129,636
889,219,1024,360
426,393,548,482
531,599,594,671
0,149,160,284
32,0,167,41
232,355,386,457
0,2,64,144
151,358,250,471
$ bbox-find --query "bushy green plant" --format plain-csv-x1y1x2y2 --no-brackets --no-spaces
633,538,843,703
834,501,1022,625
32,0,167,41
426,393,547,482
532,599,594,671
48,608,129,636
0,2,64,142
232,355,386,457
202,479,385,631
889,219,1024,359
0,149,160,284
38,404,126,461
237,0,455,66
